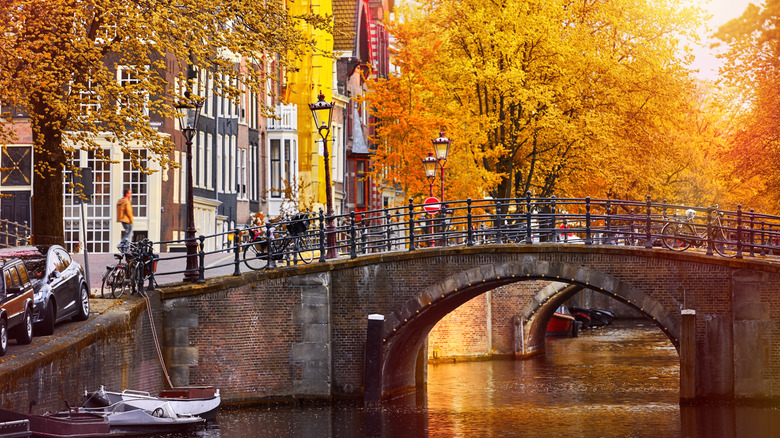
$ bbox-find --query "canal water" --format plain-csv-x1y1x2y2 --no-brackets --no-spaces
172,320,780,437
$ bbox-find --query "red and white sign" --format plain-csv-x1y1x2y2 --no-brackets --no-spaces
423,197,441,213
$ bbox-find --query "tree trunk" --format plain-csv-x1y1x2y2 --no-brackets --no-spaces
30,97,66,246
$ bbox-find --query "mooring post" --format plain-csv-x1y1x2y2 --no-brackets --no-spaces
364,314,385,403
680,309,697,402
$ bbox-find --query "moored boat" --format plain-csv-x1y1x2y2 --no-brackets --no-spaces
546,305,576,337
83,386,220,420
0,408,109,438
80,401,203,436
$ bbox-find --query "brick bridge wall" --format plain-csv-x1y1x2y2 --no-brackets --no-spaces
159,244,780,404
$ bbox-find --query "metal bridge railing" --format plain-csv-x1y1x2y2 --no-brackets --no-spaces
147,196,780,282
0,219,31,249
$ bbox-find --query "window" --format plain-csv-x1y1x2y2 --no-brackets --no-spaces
118,67,148,117
356,160,367,208
284,139,291,190
78,77,100,116
64,150,112,253
270,139,281,198
123,150,148,218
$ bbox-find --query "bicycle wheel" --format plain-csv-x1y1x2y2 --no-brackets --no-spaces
103,265,127,299
135,260,146,295
243,240,270,270
712,226,738,258
662,222,694,251
295,234,316,264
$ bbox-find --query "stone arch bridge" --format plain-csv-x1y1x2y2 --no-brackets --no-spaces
159,244,780,405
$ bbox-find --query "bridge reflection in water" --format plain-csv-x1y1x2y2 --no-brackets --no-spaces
188,321,780,437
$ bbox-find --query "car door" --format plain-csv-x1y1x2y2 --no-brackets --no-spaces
45,248,69,320
53,248,79,317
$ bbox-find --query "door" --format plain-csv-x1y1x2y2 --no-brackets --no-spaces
0,191,31,225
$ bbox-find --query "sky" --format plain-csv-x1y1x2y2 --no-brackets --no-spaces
691,0,759,80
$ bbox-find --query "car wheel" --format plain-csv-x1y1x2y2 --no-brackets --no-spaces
37,301,55,336
15,306,33,345
73,284,90,321
0,318,7,356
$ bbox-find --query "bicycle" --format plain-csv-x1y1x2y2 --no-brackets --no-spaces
101,239,158,298
661,207,738,257
243,213,317,270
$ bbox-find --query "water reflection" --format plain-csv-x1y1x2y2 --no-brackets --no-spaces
167,321,780,437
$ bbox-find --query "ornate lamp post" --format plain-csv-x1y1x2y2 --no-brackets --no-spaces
175,92,204,282
421,152,438,198
309,91,337,259
431,131,451,201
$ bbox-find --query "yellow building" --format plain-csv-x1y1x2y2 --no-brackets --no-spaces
286,0,335,213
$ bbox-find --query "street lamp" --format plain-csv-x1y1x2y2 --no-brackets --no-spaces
309,91,337,259
421,152,438,197
431,131,451,201
175,92,204,282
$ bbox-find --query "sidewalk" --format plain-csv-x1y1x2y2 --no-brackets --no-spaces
72,249,239,297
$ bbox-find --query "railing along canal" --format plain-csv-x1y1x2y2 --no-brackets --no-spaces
147,196,780,282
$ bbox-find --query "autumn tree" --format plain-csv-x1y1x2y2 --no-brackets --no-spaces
714,0,780,213
367,0,708,204
359,7,500,204
0,0,330,244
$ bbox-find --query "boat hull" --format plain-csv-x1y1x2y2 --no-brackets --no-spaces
546,312,575,337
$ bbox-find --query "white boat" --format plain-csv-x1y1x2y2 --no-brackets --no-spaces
79,400,203,436
83,386,221,420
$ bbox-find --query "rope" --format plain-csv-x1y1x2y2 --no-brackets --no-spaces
141,288,173,389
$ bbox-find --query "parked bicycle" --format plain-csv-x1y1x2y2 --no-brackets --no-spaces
243,213,318,270
661,207,738,257
102,239,159,298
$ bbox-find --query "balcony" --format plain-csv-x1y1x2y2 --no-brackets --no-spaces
267,103,297,132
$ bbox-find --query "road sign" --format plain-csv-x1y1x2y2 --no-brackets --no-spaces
423,197,441,213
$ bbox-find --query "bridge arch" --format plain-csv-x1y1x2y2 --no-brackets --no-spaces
378,258,680,400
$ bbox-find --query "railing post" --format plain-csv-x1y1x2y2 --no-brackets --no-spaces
408,198,416,251
551,196,557,243
233,229,241,276
385,210,393,252
585,197,592,245
645,195,653,249
749,208,756,257
466,198,474,246
350,211,358,259
440,208,448,248
605,200,612,245
525,191,533,244
495,200,503,244
198,235,206,283
706,208,714,256
318,209,326,263
736,204,743,259
267,223,277,269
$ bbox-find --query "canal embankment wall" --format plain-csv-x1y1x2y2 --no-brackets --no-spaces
0,296,165,414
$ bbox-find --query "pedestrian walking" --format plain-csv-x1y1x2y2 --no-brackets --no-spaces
117,188,134,252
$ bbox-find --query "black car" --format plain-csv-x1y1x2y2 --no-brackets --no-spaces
0,245,89,335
